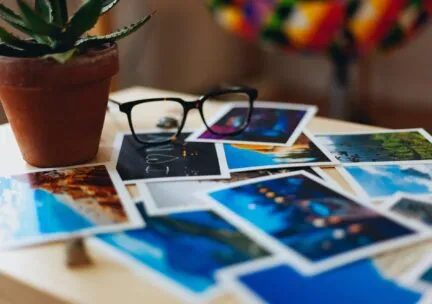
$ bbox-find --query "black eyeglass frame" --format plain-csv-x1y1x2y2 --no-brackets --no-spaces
110,87,258,145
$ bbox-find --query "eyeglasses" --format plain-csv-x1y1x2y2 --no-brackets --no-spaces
109,87,258,145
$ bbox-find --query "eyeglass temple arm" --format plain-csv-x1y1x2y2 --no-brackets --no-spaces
106,98,123,113
108,98,122,106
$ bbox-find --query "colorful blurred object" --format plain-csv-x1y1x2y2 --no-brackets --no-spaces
208,0,432,61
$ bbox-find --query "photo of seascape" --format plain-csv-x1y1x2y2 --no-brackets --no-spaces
224,133,333,171
206,174,418,264
345,164,432,199
0,165,136,248
316,130,432,163
100,203,269,296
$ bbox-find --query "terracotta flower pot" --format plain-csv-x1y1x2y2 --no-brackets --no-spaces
0,44,119,168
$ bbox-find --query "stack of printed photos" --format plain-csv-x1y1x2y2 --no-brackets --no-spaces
1,102,431,303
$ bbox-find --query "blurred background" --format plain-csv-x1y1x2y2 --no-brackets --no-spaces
0,0,431,130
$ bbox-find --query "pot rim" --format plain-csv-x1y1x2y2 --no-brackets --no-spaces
0,42,117,64
0,43,119,88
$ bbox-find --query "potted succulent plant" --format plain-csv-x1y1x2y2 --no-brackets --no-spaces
0,0,152,167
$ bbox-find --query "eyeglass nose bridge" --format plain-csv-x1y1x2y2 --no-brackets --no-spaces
183,99,202,111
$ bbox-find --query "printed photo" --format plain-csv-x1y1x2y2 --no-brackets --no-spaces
315,129,432,165
187,102,317,146
384,194,432,228
98,203,269,302
0,165,142,249
420,267,432,285
402,255,432,291
224,131,337,172
113,131,230,184
200,172,427,274
340,164,432,200
217,258,421,304
139,167,327,215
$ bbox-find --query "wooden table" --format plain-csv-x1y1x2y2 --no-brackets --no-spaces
0,87,430,304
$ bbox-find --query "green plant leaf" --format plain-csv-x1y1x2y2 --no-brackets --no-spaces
33,34,56,48
0,42,29,56
47,0,68,26
101,0,119,14
0,26,50,54
43,48,76,63
0,3,56,48
76,12,154,48
0,3,34,36
63,0,103,45
0,4,25,27
17,0,60,36
35,0,52,22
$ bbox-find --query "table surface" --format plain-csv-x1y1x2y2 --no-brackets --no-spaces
0,87,430,304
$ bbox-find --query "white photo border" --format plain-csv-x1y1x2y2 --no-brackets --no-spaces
137,182,212,216
197,171,432,275
186,102,318,147
309,167,345,191
400,252,432,292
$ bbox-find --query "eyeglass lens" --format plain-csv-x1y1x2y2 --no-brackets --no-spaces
202,92,252,135
130,100,184,143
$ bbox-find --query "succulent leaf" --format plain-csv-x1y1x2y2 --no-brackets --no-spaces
0,3,25,27
35,0,52,22
0,0,153,62
17,0,60,36
62,0,102,45
47,0,68,26
0,3,54,47
0,3,34,36
33,34,56,48
101,0,119,14
0,42,29,56
43,48,76,63
0,26,50,53
77,12,154,48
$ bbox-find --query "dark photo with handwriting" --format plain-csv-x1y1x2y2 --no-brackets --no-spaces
116,133,226,182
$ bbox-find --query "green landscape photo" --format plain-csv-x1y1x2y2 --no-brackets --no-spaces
317,130,432,163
